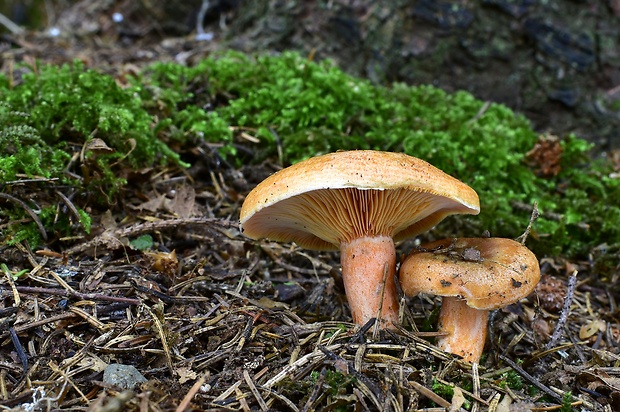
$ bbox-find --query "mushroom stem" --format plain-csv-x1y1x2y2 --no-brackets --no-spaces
436,297,489,363
340,235,399,328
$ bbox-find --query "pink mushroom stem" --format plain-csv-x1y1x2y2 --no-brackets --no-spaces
340,235,400,328
436,297,489,363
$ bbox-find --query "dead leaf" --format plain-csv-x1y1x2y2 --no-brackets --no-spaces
77,354,108,372
80,137,115,164
100,210,117,231
579,319,606,340
449,387,465,411
256,297,289,310
578,369,620,409
145,250,179,277
177,366,198,384
168,185,195,218
134,194,167,212
525,134,563,177
495,394,511,412
84,137,115,155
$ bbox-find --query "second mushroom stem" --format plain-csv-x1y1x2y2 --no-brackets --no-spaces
340,235,400,329
436,297,489,363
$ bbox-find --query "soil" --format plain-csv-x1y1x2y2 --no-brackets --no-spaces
0,1,619,411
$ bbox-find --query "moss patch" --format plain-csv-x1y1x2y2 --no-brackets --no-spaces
0,60,187,244
139,51,619,257
1,51,619,258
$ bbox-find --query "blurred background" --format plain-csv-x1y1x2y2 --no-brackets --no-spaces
1,0,619,155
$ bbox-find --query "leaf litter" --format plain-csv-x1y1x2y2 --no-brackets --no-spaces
0,150,617,412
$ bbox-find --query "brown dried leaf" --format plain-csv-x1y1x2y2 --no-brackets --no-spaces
167,185,196,218
100,209,117,231
578,369,620,408
176,366,198,384
449,387,465,411
525,134,563,177
256,296,289,310
145,250,179,277
135,194,167,213
84,138,115,155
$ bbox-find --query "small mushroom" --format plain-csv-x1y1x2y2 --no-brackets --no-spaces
399,237,540,362
240,151,479,328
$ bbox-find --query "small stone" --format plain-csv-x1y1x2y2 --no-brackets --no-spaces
103,364,147,390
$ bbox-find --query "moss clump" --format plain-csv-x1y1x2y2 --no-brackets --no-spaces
2,52,619,257
0,60,188,245
7,205,91,247
499,369,524,391
134,61,234,157
560,392,574,412
0,107,71,181
0,60,186,173
431,379,454,398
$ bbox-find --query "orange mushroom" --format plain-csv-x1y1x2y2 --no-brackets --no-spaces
240,151,479,328
400,237,541,362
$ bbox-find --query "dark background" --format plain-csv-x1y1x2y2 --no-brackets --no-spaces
2,0,619,155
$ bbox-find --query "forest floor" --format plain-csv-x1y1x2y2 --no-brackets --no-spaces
0,2,619,411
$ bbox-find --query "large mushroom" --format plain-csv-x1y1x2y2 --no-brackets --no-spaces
399,237,540,362
240,150,479,328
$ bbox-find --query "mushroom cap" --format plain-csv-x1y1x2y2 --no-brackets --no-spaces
399,237,541,310
240,150,480,250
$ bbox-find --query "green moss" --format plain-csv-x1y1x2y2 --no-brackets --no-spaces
0,107,70,180
560,392,574,412
431,379,454,398
499,369,524,391
6,221,42,246
0,60,192,180
0,60,193,245
2,51,619,257
3,204,93,247
322,369,355,396
77,209,92,234
144,50,614,258
135,60,234,156
324,324,348,338
130,234,155,251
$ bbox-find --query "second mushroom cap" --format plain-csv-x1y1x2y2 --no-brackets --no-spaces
400,237,540,310
399,237,541,362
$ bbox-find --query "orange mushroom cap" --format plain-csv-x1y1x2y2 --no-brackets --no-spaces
400,237,541,362
400,237,541,310
240,151,480,248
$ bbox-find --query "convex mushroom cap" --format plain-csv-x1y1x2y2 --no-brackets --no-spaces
400,237,540,362
240,150,480,328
